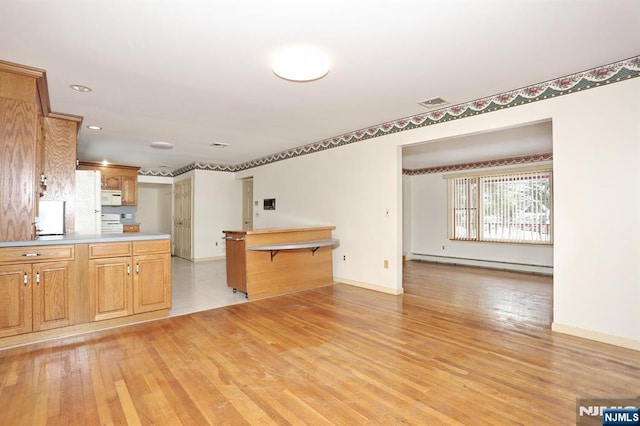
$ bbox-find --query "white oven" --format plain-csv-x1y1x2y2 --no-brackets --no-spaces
101,213,123,233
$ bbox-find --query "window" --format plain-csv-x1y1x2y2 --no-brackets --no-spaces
448,168,552,244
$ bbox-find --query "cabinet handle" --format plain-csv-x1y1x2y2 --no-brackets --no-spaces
23,273,28,285
127,264,131,275
136,263,139,274
36,272,40,285
22,253,41,257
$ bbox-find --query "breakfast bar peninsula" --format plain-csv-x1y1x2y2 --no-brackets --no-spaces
223,226,339,300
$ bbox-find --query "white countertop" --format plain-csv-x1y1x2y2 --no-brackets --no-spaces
0,232,171,247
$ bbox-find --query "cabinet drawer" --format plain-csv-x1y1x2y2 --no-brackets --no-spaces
123,224,140,233
88,242,132,259
0,245,74,264
133,239,170,255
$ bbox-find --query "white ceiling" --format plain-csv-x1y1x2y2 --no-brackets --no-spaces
402,121,553,170
1,1,638,172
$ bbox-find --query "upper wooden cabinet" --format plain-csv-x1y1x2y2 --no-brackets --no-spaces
77,162,140,206
0,60,82,242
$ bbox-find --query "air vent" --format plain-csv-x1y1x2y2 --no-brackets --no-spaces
418,97,449,109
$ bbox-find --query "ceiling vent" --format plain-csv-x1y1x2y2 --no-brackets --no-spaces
418,97,449,109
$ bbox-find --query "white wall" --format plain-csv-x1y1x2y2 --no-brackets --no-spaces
407,167,553,270
236,136,403,294
192,169,243,259
236,77,640,347
136,183,172,233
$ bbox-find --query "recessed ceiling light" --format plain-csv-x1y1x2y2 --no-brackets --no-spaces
70,84,92,93
209,142,229,148
418,97,449,109
149,141,174,150
272,45,330,82
86,125,102,130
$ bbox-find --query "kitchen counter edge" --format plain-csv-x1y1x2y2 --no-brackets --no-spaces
0,233,171,248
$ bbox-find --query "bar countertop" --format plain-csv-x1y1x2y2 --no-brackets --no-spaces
222,226,336,235
0,232,171,248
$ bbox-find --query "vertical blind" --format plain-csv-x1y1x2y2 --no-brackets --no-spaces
451,169,552,244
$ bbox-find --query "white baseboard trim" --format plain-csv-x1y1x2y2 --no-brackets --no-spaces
334,277,403,295
411,253,553,275
191,256,225,262
552,322,640,351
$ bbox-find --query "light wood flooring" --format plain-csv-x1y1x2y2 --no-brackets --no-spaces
0,261,638,425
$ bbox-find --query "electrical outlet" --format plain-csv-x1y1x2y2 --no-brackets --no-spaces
384,259,389,269
343,255,346,261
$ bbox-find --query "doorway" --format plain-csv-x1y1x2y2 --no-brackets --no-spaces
242,178,253,230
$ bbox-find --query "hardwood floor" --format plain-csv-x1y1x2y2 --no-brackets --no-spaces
0,261,638,425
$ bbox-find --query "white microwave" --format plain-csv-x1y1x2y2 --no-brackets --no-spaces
101,190,122,206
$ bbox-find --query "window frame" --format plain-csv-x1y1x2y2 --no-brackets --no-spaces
446,165,553,245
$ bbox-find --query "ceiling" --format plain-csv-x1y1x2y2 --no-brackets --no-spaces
1,1,639,172
402,121,553,170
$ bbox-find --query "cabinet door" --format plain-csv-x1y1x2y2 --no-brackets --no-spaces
89,257,132,321
102,174,121,190
121,175,137,205
133,254,171,313
0,264,32,337
0,97,37,241
32,261,75,331
225,237,247,293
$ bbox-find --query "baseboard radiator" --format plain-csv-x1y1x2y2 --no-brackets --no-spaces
409,253,553,275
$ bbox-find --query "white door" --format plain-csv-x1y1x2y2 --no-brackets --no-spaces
173,178,192,259
242,178,253,230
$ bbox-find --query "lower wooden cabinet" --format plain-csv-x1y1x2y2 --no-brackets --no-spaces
0,239,170,345
0,245,75,338
123,223,140,233
133,253,171,313
32,261,75,331
0,263,33,337
89,256,132,321
88,240,171,321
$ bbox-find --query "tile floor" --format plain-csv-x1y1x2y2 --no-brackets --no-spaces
169,256,247,317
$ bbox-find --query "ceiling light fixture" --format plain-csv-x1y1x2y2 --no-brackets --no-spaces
272,45,330,82
149,141,174,150
70,84,92,93
101,160,109,166
86,125,102,130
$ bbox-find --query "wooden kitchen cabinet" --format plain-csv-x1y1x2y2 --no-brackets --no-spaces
88,240,170,321
77,162,140,205
123,224,140,233
0,244,75,338
89,256,133,321
133,254,171,313
0,263,33,338
32,260,75,331
121,174,137,205
132,239,171,313
1,61,81,241
0,74,38,242
102,174,121,190
88,241,133,321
